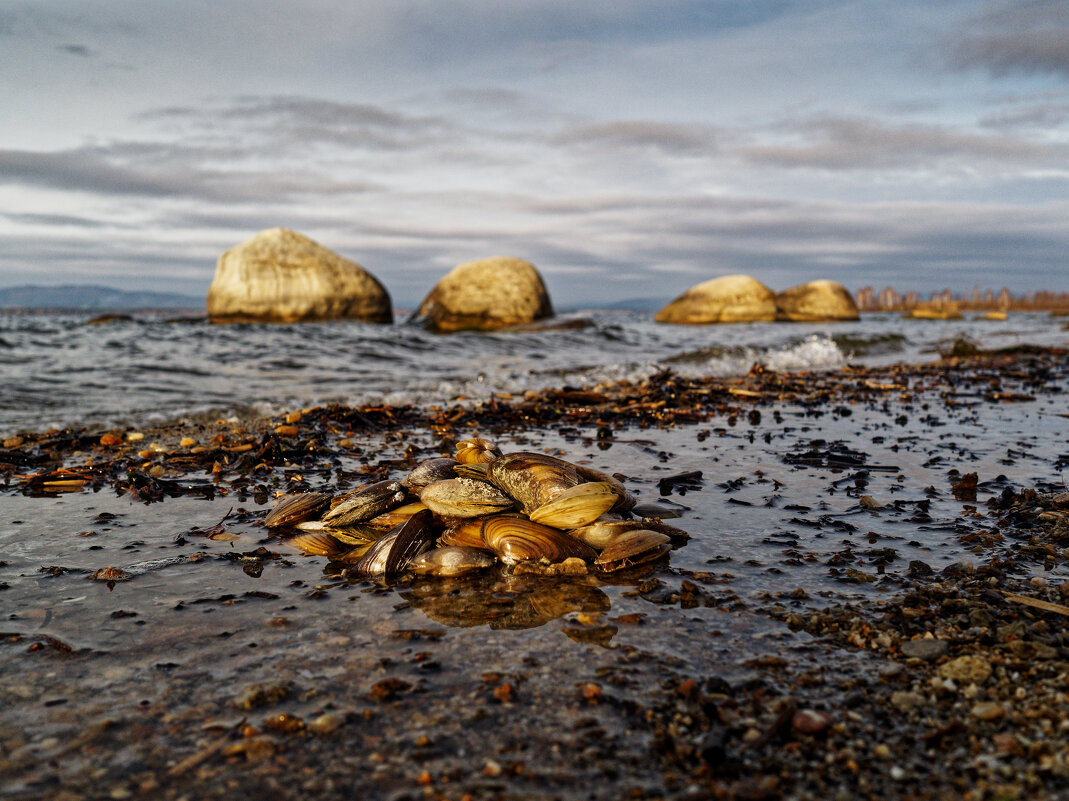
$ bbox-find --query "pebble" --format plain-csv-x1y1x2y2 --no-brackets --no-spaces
900,638,947,661
971,702,1007,721
179,437,196,448
937,655,992,685
3,436,24,448
308,713,343,735
873,744,892,760
792,709,833,735
890,691,926,711
890,766,906,781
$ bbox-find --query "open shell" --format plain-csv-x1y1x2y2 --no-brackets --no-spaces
351,509,437,577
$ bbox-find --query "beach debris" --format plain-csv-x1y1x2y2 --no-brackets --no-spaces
265,438,687,577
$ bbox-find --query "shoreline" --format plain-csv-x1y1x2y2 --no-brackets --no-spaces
2,347,1069,800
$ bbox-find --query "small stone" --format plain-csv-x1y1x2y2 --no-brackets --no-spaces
308,713,343,736
483,759,503,777
859,495,883,510
233,681,294,710
243,737,276,762
126,432,144,442
99,433,122,447
873,744,892,759
368,678,411,702
937,655,992,685
971,702,1007,721
900,638,948,661
792,709,833,735
262,712,304,734
1029,576,1047,588
580,683,602,703
285,411,302,424
179,437,196,448
890,691,926,711
3,436,24,448
274,425,299,437
890,766,906,781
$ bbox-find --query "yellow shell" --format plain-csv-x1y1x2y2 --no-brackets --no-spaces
528,482,618,529
594,529,671,572
481,515,596,565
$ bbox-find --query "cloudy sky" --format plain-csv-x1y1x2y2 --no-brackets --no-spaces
1,1,1067,307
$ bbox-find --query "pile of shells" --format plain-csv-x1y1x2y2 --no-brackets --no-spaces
264,438,689,578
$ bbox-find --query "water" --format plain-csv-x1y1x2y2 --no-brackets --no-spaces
1,309,1064,437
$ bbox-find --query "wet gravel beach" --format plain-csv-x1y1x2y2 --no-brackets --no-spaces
2,346,1069,800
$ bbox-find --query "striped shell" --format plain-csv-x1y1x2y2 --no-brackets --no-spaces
402,458,460,491
455,437,501,464
352,509,437,577
594,529,671,572
481,515,596,566
486,452,581,513
324,480,408,526
264,492,332,528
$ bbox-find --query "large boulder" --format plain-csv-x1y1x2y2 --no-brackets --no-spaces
415,257,553,332
775,279,859,322
654,275,777,324
206,228,392,323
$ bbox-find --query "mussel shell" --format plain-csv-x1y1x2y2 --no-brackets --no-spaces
440,516,493,548
568,520,648,549
574,465,636,512
409,546,496,577
638,519,691,547
528,482,619,529
454,437,501,464
402,458,460,491
366,501,429,529
419,478,515,519
294,520,381,546
481,515,596,566
264,492,332,528
594,529,670,572
352,509,437,577
324,480,408,526
287,532,346,558
486,452,581,513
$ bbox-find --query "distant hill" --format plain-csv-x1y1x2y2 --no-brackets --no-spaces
0,284,203,311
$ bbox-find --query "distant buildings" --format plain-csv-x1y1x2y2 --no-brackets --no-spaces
854,286,1069,313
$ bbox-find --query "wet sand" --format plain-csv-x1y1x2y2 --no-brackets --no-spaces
2,347,1068,800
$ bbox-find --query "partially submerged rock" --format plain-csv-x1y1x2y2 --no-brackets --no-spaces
654,275,777,324
206,228,392,323
414,257,553,332
775,279,860,322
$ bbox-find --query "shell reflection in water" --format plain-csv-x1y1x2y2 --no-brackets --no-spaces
480,515,596,565
409,546,496,577
419,478,515,519
528,482,618,529
594,529,671,572
264,492,332,528
324,480,408,526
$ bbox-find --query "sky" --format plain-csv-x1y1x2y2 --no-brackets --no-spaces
1,1,1068,308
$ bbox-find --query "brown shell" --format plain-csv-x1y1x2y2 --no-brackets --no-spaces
568,519,648,549
264,492,332,528
324,480,408,526
455,437,501,464
594,529,671,572
352,509,437,577
481,515,596,566
402,458,460,491
419,478,515,519
288,532,346,558
528,482,618,529
440,517,492,548
486,452,581,513
366,501,429,530
409,546,496,577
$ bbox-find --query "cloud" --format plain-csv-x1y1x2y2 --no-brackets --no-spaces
949,0,1069,77
736,116,1068,170
56,43,95,57
552,121,718,156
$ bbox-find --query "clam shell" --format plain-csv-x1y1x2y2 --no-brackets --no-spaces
324,480,408,526
288,532,346,558
409,546,496,577
294,520,381,546
352,509,437,577
402,458,459,491
419,478,515,519
528,482,619,529
481,515,597,566
568,520,647,549
264,492,332,528
594,529,670,572
486,452,581,513
366,501,428,529
440,517,492,548
455,437,501,464
574,465,636,512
